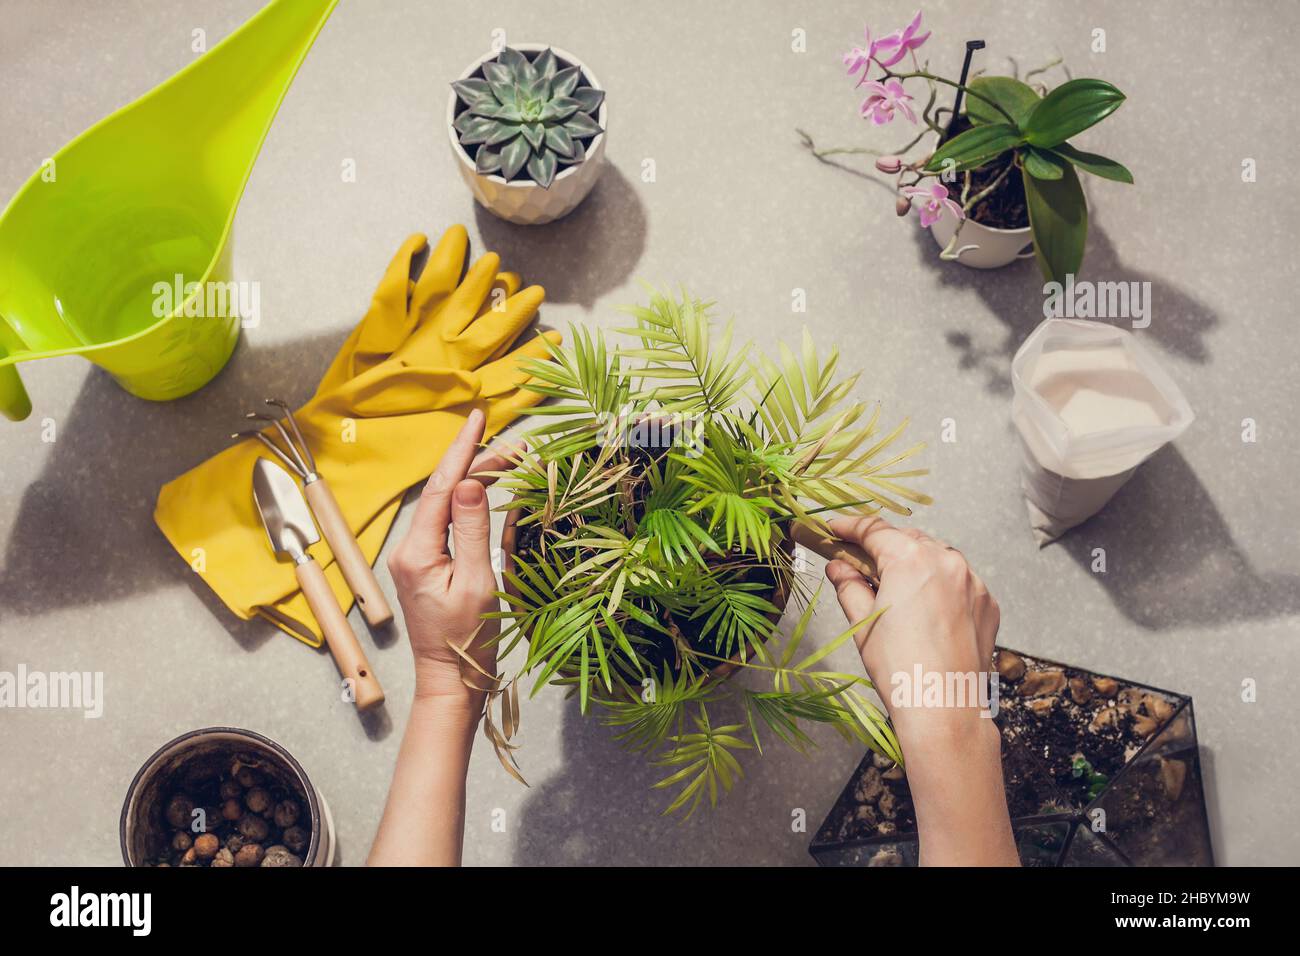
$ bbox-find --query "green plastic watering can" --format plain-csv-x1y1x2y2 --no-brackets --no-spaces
0,0,338,421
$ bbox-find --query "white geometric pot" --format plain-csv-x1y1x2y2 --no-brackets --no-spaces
447,43,607,225
929,210,1035,269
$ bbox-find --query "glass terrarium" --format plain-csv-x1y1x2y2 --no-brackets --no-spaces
809,647,1214,867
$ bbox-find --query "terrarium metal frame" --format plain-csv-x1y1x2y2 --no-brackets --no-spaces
809,647,1214,867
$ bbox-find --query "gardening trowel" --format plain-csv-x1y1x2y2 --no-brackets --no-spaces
252,457,384,711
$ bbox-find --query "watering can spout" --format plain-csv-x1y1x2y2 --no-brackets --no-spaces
147,0,340,186
0,0,339,422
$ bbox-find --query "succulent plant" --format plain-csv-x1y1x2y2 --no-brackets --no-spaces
452,47,604,189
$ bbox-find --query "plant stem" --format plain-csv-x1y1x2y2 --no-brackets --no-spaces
796,132,884,159
883,68,1017,124
961,157,1015,214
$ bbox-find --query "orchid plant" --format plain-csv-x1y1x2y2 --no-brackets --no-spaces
802,10,1132,284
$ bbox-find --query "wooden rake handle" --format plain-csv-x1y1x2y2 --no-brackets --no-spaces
303,477,394,628
791,524,880,588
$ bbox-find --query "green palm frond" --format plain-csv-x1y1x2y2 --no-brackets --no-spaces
687,578,780,659
598,665,713,752
652,707,752,817
518,324,633,458
617,287,751,414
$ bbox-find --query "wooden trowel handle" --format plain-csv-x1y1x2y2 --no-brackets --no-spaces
791,524,880,587
295,557,385,712
303,477,395,628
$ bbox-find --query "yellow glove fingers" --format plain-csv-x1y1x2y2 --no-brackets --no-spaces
477,328,563,397
461,284,547,367
474,272,523,317
317,233,428,394
410,224,470,321
331,364,481,418
436,252,502,337
483,377,554,437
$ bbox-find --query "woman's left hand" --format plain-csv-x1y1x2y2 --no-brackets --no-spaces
385,408,511,702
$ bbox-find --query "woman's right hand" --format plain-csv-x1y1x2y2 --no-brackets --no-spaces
825,515,1000,734
823,515,1018,866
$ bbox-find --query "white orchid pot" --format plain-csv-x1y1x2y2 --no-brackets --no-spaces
928,209,1035,269
120,727,337,867
447,43,607,226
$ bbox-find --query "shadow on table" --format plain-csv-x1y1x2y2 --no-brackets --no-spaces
1053,445,1300,628
509,693,851,866
914,221,1220,392
472,163,647,309
0,328,345,649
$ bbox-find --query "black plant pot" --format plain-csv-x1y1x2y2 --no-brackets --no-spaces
809,647,1214,867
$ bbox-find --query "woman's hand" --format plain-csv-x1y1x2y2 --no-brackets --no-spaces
825,515,1000,734
385,407,510,703
824,515,1018,866
369,409,513,866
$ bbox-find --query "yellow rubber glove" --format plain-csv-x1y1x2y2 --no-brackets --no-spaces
154,226,559,646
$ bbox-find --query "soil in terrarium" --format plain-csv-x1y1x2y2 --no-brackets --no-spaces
937,115,1028,230
1092,736,1211,866
509,426,784,675
993,649,1180,809
814,649,1185,856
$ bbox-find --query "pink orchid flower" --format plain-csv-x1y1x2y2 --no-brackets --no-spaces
860,79,917,125
874,10,931,68
843,10,931,83
903,182,965,228
843,26,887,84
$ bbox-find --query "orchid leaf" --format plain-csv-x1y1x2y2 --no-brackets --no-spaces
924,122,1024,174
1023,163,1088,284
965,76,1041,127
1050,142,1133,184
1022,78,1126,148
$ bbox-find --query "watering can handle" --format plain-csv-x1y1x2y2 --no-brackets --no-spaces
0,348,33,422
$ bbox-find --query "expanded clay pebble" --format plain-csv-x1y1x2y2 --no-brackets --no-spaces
211,848,235,868
281,826,308,854
245,787,271,814
193,833,220,860
273,799,299,828
260,845,303,868
234,843,265,867
164,793,195,829
237,813,270,842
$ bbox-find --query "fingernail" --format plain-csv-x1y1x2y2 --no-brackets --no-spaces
454,480,484,506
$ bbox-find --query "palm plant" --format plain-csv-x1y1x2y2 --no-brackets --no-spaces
469,289,931,816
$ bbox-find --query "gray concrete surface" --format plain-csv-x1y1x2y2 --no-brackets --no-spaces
1,0,1296,866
